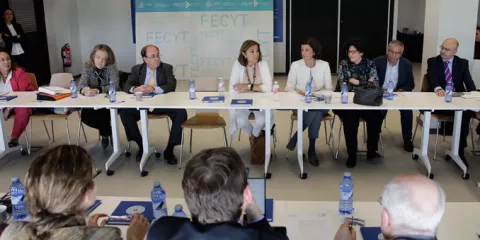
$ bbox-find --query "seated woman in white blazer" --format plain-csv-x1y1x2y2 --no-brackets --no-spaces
229,40,273,146
285,37,332,166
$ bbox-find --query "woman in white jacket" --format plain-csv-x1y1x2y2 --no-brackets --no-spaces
285,37,332,166
229,40,272,146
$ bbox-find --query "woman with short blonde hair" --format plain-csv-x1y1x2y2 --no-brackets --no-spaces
79,44,119,149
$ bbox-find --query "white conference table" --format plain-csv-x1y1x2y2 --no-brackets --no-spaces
0,91,478,180
90,196,480,240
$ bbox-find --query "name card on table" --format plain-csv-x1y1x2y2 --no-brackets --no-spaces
202,96,225,103
106,201,154,225
231,99,253,106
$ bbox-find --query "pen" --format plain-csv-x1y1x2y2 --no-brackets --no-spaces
108,215,130,220
112,100,126,104
349,215,354,230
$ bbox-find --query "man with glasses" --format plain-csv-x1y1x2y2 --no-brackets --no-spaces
335,173,445,240
426,38,477,167
374,40,415,152
120,44,187,164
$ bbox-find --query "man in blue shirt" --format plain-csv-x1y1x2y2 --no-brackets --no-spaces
374,40,415,152
120,45,187,164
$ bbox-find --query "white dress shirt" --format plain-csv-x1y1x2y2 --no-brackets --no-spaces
0,71,13,93
285,59,333,95
382,60,399,89
6,24,24,56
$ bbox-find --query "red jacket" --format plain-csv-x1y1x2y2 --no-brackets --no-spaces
10,68,34,92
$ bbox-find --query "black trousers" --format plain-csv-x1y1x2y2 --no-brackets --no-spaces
381,110,413,142
81,108,112,137
430,110,476,153
334,110,383,158
120,108,187,146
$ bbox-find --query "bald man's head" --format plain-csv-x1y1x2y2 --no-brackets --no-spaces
440,38,459,60
380,174,445,239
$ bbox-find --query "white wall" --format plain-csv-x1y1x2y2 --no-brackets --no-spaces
44,0,83,75
76,0,136,72
421,0,479,77
477,3,480,25
397,0,426,33
45,0,286,75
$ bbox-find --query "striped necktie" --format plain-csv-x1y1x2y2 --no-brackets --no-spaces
444,61,455,91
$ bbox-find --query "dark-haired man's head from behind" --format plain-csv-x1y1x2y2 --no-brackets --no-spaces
182,147,251,224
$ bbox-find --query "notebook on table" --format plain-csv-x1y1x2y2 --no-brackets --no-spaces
0,96,17,102
86,200,102,214
106,201,154,225
360,227,382,240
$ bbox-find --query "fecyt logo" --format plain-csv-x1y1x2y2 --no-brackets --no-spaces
241,0,259,8
173,1,190,8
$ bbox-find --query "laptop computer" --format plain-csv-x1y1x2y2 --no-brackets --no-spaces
248,178,266,215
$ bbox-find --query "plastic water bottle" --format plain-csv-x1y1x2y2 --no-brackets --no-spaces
386,79,395,100
273,81,280,101
189,79,196,100
305,81,312,104
10,177,28,221
339,172,354,215
341,82,348,104
70,79,77,98
445,83,453,103
172,204,187,218
218,77,225,96
151,181,168,219
108,81,116,103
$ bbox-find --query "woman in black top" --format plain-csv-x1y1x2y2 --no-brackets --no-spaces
79,44,119,149
334,39,383,168
1,8,28,71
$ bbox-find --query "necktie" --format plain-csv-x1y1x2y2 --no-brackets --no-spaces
149,70,155,87
444,61,455,91
148,71,155,112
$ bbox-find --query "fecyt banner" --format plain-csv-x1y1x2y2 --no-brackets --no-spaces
135,0,274,80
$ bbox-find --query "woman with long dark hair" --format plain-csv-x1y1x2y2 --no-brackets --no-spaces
0,8,28,71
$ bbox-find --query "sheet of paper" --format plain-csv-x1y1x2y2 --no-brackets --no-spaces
286,213,336,240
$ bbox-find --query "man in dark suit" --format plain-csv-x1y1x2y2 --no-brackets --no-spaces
426,38,477,167
374,40,415,152
146,148,288,240
120,45,187,164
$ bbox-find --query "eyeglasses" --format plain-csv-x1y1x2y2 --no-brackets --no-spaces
146,54,160,59
93,168,102,179
377,196,383,206
347,50,359,55
388,49,403,55
95,56,108,62
440,45,456,52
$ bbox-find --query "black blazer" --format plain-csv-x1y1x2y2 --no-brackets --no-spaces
373,55,415,91
0,22,26,55
146,216,288,240
426,55,476,92
123,62,176,93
